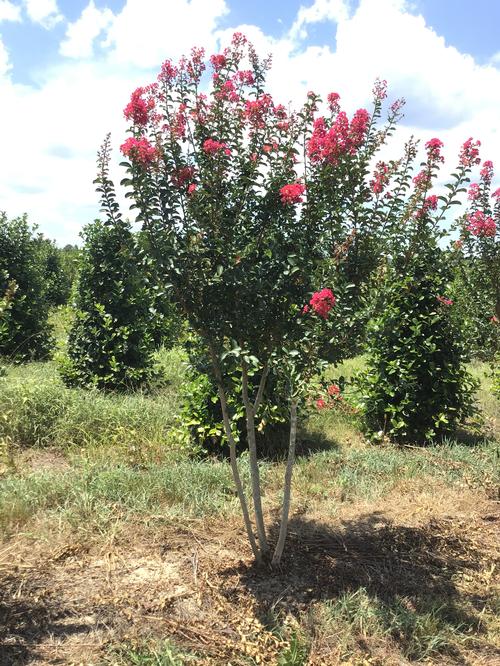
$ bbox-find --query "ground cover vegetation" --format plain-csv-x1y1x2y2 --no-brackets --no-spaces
0,32,498,665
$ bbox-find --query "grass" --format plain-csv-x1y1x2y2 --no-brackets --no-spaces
311,588,474,662
0,347,187,461
0,350,498,665
105,640,199,665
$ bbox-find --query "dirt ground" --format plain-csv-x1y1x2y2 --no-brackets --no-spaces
1,481,499,666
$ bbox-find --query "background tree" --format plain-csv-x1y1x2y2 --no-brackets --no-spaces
38,238,73,306
60,148,157,391
357,138,480,442
0,213,53,361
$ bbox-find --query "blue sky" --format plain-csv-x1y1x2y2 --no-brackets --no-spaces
0,0,499,244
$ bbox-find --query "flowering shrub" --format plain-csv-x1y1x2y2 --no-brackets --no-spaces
103,34,345,564
356,134,484,443
451,151,499,361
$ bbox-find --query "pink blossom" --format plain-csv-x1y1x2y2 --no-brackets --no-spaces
231,31,247,46
310,288,336,319
425,137,444,163
327,92,340,114
415,194,438,219
120,137,158,166
327,384,341,397
280,182,305,205
480,160,494,183
171,166,195,188
124,87,154,126
468,183,480,201
210,54,226,70
466,210,496,237
158,59,178,84
492,188,500,200
370,161,389,194
436,295,453,306
236,70,254,85
390,98,405,115
203,138,231,156
187,183,197,195
316,398,327,410
413,170,431,189
307,109,369,165
245,94,273,128
459,138,481,167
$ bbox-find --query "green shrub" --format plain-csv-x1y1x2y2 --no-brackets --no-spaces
0,213,53,361
60,220,156,390
357,245,479,443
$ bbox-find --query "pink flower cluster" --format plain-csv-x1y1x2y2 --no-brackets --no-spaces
210,54,226,70
436,295,453,306
158,59,178,84
280,182,305,205
492,188,500,200
120,137,158,166
425,137,444,163
415,194,438,219
480,160,494,183
316,384,342,410
468,183,480,201
413,170,431,189
308,288,336,319
466,211,496,237
307,109,370,165
124,87,155,126
370,161,390,194
459,138,481,168
171,166,195,188
327,92,340,114
245,94,273,128
237,70,254,85
202,138,231,156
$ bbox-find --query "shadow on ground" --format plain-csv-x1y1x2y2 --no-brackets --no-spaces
220,512,498,661
0,571,113,666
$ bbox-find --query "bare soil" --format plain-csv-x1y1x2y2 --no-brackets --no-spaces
1,482,499,666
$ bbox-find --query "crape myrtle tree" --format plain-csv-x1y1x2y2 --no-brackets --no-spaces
103,34,412,563
358,137,482,442
451,158,499,361
174,81,406,454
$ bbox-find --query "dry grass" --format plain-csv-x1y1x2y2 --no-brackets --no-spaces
1,479,499,665
0,355,498,665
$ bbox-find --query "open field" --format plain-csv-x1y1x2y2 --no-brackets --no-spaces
0,354,499,665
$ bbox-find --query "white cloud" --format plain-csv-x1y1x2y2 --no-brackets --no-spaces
289,0,349,41
104,0,229,68
60,0,114,59
23,0,62,29
0,0,21,22
1,0,500,244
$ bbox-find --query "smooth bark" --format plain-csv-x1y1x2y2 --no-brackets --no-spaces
241,362,269,554
272,399,298,566
209,344,260,561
